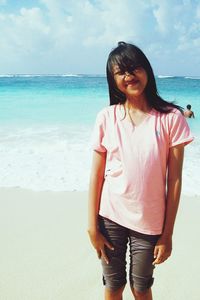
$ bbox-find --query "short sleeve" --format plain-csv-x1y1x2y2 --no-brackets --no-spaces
90,110,107,152
169,109,194,148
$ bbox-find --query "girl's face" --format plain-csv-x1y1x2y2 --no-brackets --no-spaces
112,65,148,98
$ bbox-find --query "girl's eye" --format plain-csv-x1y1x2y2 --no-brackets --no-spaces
134,67,143,73
114,71,124,76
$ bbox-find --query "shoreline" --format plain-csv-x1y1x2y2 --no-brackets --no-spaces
0,188,199,299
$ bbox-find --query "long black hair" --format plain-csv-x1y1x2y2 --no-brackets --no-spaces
106,42,183,113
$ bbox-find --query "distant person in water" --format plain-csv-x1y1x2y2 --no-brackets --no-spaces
184,104,195,118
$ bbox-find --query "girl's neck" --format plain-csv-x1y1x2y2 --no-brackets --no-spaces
125,95,150,113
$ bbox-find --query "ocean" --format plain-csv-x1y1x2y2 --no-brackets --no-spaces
0,74,199,195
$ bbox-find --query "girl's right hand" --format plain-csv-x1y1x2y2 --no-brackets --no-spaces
88,230,114,264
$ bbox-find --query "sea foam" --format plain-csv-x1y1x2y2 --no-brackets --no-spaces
0,125,92,191
0,123,199,195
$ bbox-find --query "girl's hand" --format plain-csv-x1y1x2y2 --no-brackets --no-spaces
153,235,172,265
88,230,114,264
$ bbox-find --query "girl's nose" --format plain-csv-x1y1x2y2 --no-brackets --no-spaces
124,71,134,79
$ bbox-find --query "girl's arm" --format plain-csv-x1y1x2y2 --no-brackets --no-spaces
88,150,114,264
153,143,184,265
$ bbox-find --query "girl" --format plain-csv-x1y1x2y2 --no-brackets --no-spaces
88,42,193,300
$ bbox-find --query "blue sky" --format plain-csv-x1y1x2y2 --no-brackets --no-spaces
0,0,200,75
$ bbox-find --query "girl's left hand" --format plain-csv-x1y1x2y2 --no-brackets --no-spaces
152,235,172,265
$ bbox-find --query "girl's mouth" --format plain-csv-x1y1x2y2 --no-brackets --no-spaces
125,79,139,86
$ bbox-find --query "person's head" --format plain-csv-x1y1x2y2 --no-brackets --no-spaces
106,41,158,105
187,104,191,110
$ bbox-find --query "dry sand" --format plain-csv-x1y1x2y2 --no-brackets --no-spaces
0,188,199,300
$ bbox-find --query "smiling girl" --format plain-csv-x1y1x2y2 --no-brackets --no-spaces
88,42,193,300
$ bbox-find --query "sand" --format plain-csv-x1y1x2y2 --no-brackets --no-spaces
0,188,199,300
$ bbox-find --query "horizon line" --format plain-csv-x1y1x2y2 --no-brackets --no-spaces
0,73,200,78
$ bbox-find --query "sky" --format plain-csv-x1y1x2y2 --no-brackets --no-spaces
0,0,200,75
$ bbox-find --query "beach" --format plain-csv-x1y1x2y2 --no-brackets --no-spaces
1,0,200,298
0,75,199,299
0,188,199,300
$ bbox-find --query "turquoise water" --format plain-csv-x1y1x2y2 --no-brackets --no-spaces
0,75,108,125
0,75,199,193
0,75,199,126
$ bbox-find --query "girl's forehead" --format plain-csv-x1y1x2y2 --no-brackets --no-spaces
111,62,141,73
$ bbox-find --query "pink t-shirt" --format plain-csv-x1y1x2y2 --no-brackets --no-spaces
91,104,194,234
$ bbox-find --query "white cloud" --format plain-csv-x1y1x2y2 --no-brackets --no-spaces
151,1,170,34
0,0,199,75
0,7,50,54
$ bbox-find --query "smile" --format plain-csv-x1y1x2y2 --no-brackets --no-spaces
125,79,139,86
